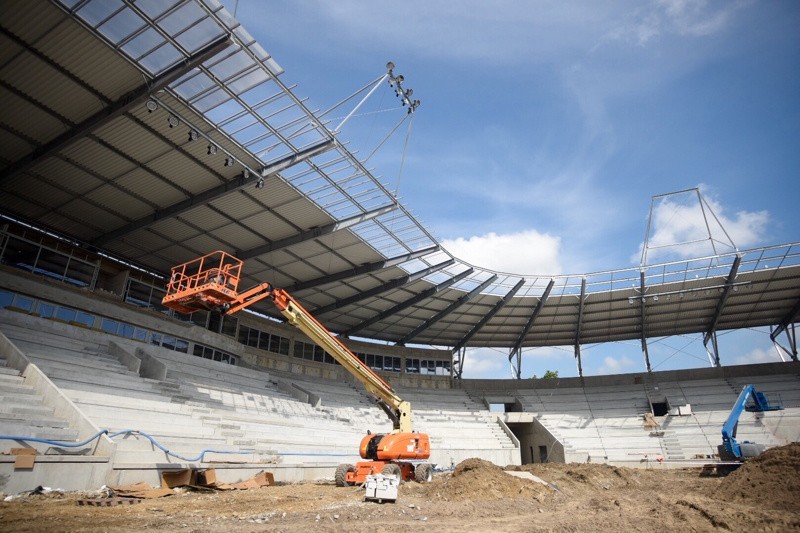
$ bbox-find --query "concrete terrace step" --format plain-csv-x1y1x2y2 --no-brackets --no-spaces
1,405,56,418
0,372,24,384
68,391,192,415
37,366,152,392
0,421,79,441
9,333,113,354
0,382,38,396
22,350,129,373
0,366,21,376
0,411,71,428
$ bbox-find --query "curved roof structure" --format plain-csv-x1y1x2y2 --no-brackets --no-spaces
1,0,799,376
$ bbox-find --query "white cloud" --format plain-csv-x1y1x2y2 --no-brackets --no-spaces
633,187,769,264
461,348,509,379
731,347,783,366
441,230,562,275
595,355,638,374
604,0,749,47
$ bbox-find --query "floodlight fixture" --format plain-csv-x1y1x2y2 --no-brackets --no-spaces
168,115,179,128
255,177,265,189
188,130,198,142
146,99,158,112
224,157,235,167
207,144,217,155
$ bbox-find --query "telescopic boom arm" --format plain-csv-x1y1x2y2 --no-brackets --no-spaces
161,251,412,433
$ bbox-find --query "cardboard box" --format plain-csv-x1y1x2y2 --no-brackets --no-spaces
197,468,217,486
12,448,36,469
161,469,195,488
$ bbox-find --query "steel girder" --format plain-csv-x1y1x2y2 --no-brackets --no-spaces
344,268,474,337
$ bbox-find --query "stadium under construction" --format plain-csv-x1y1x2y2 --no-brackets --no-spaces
0,0,798,493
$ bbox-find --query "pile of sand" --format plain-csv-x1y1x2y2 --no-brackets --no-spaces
413,458,551,502
714,442,800,511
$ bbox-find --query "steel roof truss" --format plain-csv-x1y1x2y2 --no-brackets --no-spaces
345,268,474,337
452,278,525,354
0,34,231,185
311,259,455,316
237,202,398,260
92,138,334,245
289,245,439,293
396,274,498,346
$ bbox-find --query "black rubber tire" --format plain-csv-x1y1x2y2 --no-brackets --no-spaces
381,463,402,483
335,464,355,487
414,462,433,483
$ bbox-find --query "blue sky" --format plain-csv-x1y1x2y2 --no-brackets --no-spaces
222,1,800,379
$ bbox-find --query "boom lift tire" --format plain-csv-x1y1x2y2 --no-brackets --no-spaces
414,463,433,483
335,464,356,487
381,463,402,483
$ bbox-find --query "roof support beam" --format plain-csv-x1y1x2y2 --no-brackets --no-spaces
771,323,798,362
92,138,334,246
640,271,652,372
288,245,439,293
395,274,498,346
453,279,525,354
575,277,587,378
771,298,800,362
237,201,396,260
703,254,742,354
0,34,231,185
311,259,455,316
344,268,474,337
450,279,525,378
770,298,800,342
509,278,555,379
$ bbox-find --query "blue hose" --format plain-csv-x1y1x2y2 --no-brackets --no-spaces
0,430,357,461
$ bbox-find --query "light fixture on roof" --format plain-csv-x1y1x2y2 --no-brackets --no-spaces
628,297,634,305
188,130,198,142
207,144,217,155
255,177,265,189
653,295,658,302
146,99,158,112
168,115,179,128
224,157,235,167
242,169,250,179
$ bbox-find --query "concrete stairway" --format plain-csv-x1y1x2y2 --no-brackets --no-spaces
0,354,80,453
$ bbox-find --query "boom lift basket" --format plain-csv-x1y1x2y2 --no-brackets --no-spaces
162,251,244,314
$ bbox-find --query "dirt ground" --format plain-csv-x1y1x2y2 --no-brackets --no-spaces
1,443,799,532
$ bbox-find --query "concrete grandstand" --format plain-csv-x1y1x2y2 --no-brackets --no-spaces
1,1,798,493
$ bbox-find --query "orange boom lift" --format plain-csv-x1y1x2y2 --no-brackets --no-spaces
162,251,432,485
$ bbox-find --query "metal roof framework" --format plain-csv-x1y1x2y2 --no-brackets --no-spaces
1,0,799,377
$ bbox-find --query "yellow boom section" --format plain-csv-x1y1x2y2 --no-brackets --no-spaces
274,289,413,433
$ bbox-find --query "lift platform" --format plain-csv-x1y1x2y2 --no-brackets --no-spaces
162,251,270,315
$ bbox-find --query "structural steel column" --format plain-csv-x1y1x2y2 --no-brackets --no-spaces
640,270,652,372
509,278,555,379
575,277,587,378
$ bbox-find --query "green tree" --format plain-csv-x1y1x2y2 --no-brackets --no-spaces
530,370,559,379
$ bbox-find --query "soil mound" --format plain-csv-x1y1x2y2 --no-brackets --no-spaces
413,458,551,502
715,442,800,511
511,462,644,494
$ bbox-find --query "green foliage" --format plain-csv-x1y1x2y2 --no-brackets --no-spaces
531,369,559,380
